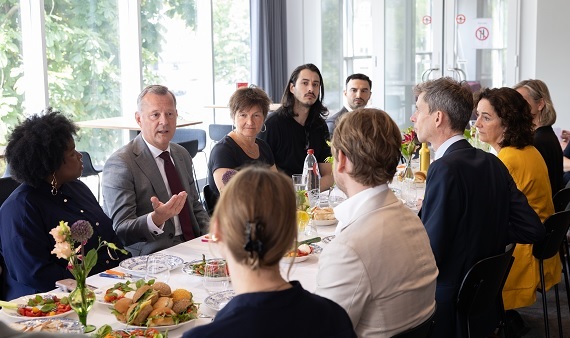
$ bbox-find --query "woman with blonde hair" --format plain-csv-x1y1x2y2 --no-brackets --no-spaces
183,167,356,338
514,79,563,194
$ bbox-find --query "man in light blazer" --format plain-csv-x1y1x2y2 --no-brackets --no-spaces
411,77,544,337
315,108,438,338
102,85,209,256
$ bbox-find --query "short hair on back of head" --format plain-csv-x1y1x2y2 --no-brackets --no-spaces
228,86,272,120
332,108,401,186
212,166,297,270
345,73,372,90
413,77,473,133
137,85,177,111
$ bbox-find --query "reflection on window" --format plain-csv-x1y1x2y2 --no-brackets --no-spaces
213,0,250,124
44,0,121,165
0,1,23,147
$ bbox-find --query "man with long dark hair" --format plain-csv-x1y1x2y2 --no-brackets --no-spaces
259,64,333,190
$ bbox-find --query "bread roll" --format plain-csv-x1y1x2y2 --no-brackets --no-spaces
153,296,174,310
126,299,153,326
152,282,172,297
311,207,335,220
146,307,176,327
414,171,427,183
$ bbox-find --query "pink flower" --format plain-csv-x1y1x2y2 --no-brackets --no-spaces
49,221,70,243
51,241,72,259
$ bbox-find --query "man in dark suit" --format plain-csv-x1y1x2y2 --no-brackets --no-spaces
326,73,372,136
102,85,209,256
411,77,544,337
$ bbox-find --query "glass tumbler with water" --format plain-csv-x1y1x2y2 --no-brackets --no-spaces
145,253,170,283
203,259,230,295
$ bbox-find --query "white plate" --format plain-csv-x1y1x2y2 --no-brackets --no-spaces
10,317,83,333
281,254,310,264
313,219,337,226
1,292,73,319
119,255,184,274
203,290,235,312
94,284,135,309
122,318,196,331
182,258,227,277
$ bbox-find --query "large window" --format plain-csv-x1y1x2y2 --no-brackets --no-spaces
0,0,251,173
0,0,23,147
45,0,122,164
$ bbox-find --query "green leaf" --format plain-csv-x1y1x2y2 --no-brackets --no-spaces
83,249,98,275
91,324,112,338
40,303,57,312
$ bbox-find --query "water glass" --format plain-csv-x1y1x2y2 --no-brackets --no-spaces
401,180,418,208
145,253,170,283
203,259,230,295
292,174,306,206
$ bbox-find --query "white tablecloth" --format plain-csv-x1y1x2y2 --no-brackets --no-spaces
0,225,336,337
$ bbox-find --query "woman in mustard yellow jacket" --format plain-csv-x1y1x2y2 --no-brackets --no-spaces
475,87,559,310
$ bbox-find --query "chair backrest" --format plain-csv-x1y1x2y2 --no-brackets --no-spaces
79,151,102,177
203,184,218,216
553,187,570,212
208,124,232,142
177,139,199,159
0,176,20,207
172,128,207,152
456,243,516,321
391,308,436,338
533,210,570,260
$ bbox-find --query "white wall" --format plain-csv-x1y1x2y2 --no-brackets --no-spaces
534,0,570,130
285,0,322,74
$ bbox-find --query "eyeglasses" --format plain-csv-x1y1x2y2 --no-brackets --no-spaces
304,128,310,150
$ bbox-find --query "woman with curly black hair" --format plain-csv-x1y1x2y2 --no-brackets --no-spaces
0,108,130,300
474,88,558,313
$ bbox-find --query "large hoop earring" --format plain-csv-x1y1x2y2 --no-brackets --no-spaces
50,173,58,196
260,124,267,133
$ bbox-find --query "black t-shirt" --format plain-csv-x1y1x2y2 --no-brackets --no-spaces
259,107,331,177
207,136,275,195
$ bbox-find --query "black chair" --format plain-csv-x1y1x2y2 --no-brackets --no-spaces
208,124,232,145
532,210,570,338
79,151,102,202
456,243,516,338
0,176,20,207
172,128,207,164
203,184,218,216
175,139,203,205
391,308,436,338
552,187,570,313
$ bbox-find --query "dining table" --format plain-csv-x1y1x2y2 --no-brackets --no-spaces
0,224,337,337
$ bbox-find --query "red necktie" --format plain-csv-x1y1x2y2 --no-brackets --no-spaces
159,151,195,240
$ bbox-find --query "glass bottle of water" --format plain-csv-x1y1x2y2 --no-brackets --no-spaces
302,149,320,208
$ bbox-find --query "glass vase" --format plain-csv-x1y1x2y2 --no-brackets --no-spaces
402,156,415,181
69,279,96,333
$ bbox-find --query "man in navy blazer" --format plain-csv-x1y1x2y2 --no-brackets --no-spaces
102,85,209,256
411,77,544,337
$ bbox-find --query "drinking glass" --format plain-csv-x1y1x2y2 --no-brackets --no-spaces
203,259,230,295
145,253,170,283
292,174,306,202
401,180,418,209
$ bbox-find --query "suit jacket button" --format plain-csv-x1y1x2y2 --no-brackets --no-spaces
168,233,174,239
